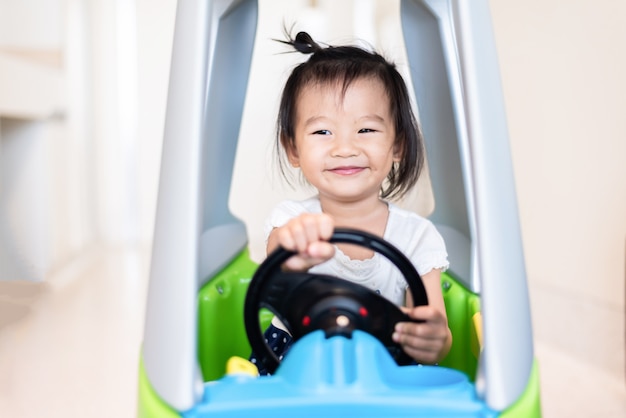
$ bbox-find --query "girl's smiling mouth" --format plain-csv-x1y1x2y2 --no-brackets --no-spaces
327,166,366,175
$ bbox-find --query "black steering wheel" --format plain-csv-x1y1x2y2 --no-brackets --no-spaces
244,228,429,374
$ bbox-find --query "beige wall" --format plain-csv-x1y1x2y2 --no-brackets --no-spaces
490,0,626,380
0,0,82,278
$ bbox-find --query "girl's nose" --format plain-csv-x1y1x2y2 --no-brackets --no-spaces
330,134,359,158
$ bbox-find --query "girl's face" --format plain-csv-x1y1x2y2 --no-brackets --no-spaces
287,77,400,204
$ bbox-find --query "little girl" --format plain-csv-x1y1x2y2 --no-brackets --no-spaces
251,31,451,375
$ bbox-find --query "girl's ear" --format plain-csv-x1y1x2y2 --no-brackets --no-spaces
393,140,403,163
285,142,300,167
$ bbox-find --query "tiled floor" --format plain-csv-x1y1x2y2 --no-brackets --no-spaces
0,246,148,418
0,246,625,417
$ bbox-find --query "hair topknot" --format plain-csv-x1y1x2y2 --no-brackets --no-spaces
276,30,323,55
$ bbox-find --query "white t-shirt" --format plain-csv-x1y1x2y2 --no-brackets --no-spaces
264,196,449,306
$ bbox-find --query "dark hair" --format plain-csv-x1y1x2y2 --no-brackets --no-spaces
276,31,424,200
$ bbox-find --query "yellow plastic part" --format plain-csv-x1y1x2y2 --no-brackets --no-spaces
226,356,259,377
470,311,483,358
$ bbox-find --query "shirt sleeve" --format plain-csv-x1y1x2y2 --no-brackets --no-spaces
412,220,450,275
386,204,449,277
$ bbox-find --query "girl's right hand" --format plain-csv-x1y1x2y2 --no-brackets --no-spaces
267,213,335,271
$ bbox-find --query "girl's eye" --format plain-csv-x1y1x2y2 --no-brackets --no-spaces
359,128,376,133
313,129,331,135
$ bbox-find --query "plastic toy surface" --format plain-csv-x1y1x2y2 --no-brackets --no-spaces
138,0,542,417
183,331,496,417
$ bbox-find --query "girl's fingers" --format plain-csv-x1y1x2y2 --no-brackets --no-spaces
307,241,334,259
279,213,335,256
282,252,333,271
276,226,296,252
392,326,444,364
398,345,440,365
404,305,447,325
393,307,449,364
393,323,443,344
289,218,309,254
300,214,323,251
317,213,334,240
276,213,336,271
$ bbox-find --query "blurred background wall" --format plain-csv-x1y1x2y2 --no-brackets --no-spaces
0,0,624,386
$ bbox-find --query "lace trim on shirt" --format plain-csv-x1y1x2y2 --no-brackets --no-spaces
415,251,450,276
331,246,381,283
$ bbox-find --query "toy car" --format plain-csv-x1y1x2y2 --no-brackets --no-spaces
138,0,541,416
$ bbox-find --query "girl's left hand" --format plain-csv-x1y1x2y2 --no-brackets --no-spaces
392,305,451,364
